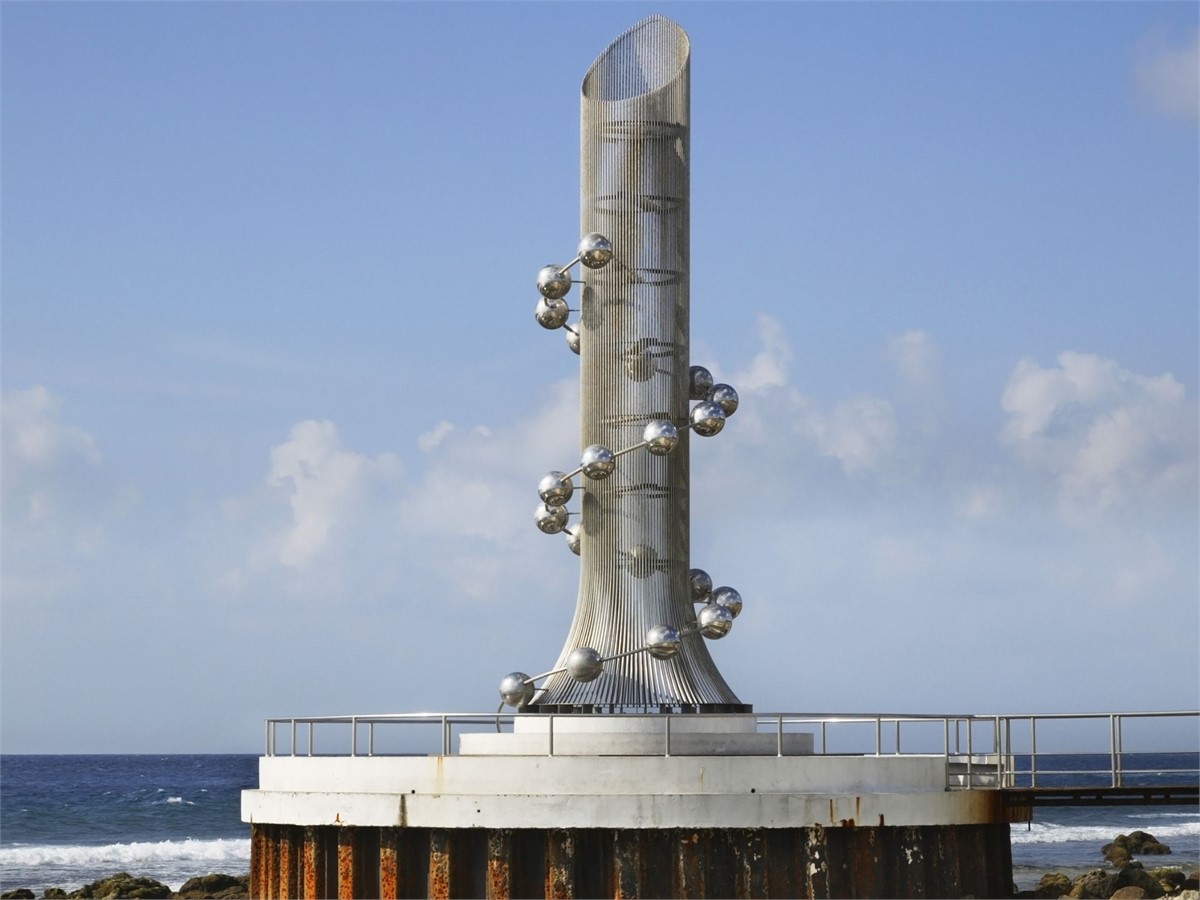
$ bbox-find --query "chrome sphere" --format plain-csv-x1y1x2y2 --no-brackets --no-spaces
697,603,734,639
580,444,615,480
538,471,574,507
534,502,568,534
534,296,569,330
643,419,679,456
536,264,572,300
499,672,534,708
577,233,613,269
566,647,603,683
646,624,681,659
565,527,581,556
565,325,581,355
689,365,714,400
690,401,726,437
712,585,743,618
688,568,713,602
708,383,739,416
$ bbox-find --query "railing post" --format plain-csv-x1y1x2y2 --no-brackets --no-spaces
547,715,554,757
291,720,297,757
776,715,783,757
895,719,901,755
875,717,882,756
351,717,358,757
1027,720,1036,787
967,719,974,787
664,715,672,757
995,715,1002,786
441,715,448,756
820,721,827,755
1110,714,1119,788
265,720,272,757
308,722,314,757
368,722,375,757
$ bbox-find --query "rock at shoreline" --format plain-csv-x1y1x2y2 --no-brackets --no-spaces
1034,871,1074,898
1071,869,1119,899
1103,831,1172,863
0,873,249,900
1112,865,1166,899
174,875,248,899
67,873,172,899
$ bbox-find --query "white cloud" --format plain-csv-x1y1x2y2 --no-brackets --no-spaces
725,317,897,476
733,313,792,392
1134,27,1200,121
1,385,102,525
1000,352,1196,520
418,420,455,453
265,420,403,568
885,329,940,392
801,395,897,475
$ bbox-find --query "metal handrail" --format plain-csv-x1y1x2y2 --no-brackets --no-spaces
259,710,1199,793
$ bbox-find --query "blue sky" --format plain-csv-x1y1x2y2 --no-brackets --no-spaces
2,2,1197,753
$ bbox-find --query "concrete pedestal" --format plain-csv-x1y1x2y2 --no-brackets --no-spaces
243,718,1014,898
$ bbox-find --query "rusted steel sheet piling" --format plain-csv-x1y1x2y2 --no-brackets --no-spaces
249,822,1012,899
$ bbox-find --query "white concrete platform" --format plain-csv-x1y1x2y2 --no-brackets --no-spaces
242,750,999,830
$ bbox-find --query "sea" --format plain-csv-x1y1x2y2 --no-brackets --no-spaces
0,753,1197,894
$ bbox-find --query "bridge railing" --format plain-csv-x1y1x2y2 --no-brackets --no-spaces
261,710,1198,792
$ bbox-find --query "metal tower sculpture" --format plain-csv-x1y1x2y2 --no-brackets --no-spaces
500,15,746,713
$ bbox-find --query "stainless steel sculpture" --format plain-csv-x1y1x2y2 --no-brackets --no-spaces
501,15,746,712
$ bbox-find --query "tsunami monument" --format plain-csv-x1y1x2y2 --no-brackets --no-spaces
241,17,1017,898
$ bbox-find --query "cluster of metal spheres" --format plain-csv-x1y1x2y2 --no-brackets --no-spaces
533,361,739,551
533,232,614,354
498,567,744,708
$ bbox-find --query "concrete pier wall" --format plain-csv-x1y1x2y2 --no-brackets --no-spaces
249,821,1013,899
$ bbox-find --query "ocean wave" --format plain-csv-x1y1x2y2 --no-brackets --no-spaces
1011,821,1200,845
0,838,249,868
161,797,194,805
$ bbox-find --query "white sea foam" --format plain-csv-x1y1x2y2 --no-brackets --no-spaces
0,838,249,869
1011,821,1200,845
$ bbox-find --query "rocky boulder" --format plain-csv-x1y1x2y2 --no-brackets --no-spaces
67,873,172,899
1112,866,1165,899
173,874,247,899
1071,869,1118,899
1034,872,1074,898
1103,832,1172,863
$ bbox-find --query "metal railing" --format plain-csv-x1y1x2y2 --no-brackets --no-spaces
261,710,1198,792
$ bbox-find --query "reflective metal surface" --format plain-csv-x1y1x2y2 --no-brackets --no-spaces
688,567,713,602
565,527,582,556
499,672,534,708
532,16,742,709
565,325,581,355
536,264,572,300
690,400,726,437
646,624,682,659
534,502,569,534
708,383,739,416
535,296,570,329
642,419,679,456
577,232,614,269
711,585,742,618
579,444,616,480
689,365,714,400
565,647,604,682
697,603,734,639
538,471,574,507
